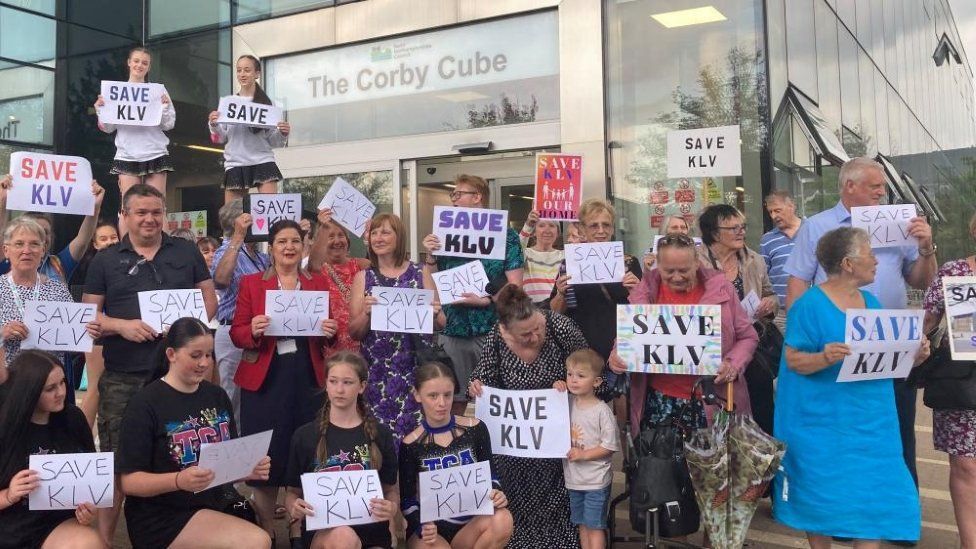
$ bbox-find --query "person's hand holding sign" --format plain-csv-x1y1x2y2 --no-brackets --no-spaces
554,273,572,296
247,456,271,482
161,93,171,106
277,121,291,137
1,320,28,343
174,465,215,493
320,318,338,338
0,174,11,204
288,496,315,521
251,315,271,340
468,379,484,398
86,318,102,340
907,216,934,250
208,111,220,125
91,181,105,208
490,488,508,509
420,523,439,545
369,497,396,521
74,502,96,527
4,468,39,504
118,319,158,343
913,337,932,367
622,272,640,291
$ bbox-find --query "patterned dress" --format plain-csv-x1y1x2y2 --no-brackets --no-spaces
321,259,362,358
0,274,73,367
470,310,588,548
923,258,976,456
362,262,427,442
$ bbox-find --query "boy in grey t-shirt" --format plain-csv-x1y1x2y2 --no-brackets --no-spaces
555,349,621,549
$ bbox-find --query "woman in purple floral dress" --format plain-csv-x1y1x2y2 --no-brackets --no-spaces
349,213,445,442
922,220,976,548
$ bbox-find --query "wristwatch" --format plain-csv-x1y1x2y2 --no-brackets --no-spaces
919,243,938,257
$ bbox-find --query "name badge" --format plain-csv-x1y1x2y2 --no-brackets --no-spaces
276,338,297,355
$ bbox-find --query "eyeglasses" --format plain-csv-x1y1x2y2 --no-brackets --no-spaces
449,190,479,201
127,257,163,285
717,224,748,234
6,241,43,251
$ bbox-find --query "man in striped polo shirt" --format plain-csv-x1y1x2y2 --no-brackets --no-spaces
759,190,802,329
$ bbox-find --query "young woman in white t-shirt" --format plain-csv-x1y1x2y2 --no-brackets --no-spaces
94,47,175,210
208,55,291,205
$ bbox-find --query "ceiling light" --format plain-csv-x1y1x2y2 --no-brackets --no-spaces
651,6,726,28
186,144,224,154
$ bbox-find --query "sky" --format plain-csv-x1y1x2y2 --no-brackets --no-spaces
949,0,976,74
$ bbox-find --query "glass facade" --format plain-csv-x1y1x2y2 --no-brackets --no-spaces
605,0,768,257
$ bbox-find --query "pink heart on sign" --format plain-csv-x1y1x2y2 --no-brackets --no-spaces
255,218,265,230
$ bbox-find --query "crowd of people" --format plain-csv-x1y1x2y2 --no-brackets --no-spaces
0,47,972,549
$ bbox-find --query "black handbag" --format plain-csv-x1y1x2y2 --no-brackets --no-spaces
914,337,976,410
628,419,701,537
750,320,783,379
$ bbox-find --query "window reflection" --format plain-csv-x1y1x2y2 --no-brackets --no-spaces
0,64,54,146
0,6,55,64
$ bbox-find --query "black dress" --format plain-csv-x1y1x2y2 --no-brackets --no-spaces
116,380,237,549
0,405,94,549
469,311,588,548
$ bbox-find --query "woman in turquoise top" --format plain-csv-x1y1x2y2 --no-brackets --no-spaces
773,227,927,547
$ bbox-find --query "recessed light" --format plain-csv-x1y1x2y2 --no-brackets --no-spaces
651,6,726,28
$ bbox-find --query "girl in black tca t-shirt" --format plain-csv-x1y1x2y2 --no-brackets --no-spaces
0,351,104,549
116,318,272,549
399,362,513,548
285,351,398,549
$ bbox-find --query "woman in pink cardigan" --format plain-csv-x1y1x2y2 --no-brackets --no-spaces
610,234,758,429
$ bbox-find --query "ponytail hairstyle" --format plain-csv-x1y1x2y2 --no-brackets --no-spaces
494,283,535,328
0,351,77,489
316,351,383,471
237,55,273,135
149,317,212,384
127,46,152,79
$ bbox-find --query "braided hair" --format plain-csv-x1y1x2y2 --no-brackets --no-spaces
316,351,383,470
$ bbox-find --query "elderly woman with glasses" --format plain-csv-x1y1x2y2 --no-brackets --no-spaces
0,218,100,386
610,234,758,430
773,227,926,547
698,204,779,433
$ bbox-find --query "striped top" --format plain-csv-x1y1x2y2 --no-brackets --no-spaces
759,225,798,306
523,247,564,303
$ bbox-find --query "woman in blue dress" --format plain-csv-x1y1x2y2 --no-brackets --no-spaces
773,227,927,547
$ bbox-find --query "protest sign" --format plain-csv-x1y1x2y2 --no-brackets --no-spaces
301,469,384,530
475,386,570,458
216,96,283,128
265,290,330,337
851,204,917,248
535,153,582,221
943,276,976,360
667,125,742,179
166,210,208,237
432,206,508,261
616,304,723,375
247,193,302,240
431,261,489,305
419,461,494,523
28,453,113,510
318,177,376,237
8,152,95,216
21,301,97,353
740,291,761,321
565,242,625,285
98,80,165,126
197,430,273,491
138,289,208,333
370,287,435,334
837,309,923,382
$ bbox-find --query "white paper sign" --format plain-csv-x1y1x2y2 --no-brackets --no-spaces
21,301,97,353
838,309,924,382
419,461,494,523
301,470,384,530
217,96,283,128
616,304,723,375
851,205,917,248
265,290,330,337
565,242,625,285
370,287,435,334
432,206,508,261
138,289,208,333
98,81,165,126
474,386,571,458
666,125,742,178
248,193,302,237
944,276,976,360
197,430,273,491
740,291,761,320
8,152,95,216
431,261,489,305
318,177,376,237
28,453,114,510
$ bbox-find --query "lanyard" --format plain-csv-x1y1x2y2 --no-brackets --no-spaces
6,273,40,315
243,247,267,273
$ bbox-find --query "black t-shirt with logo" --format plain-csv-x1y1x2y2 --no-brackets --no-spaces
117,380,236,547
0,405,94,549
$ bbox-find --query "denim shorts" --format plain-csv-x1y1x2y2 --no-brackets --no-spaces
568,485,611,529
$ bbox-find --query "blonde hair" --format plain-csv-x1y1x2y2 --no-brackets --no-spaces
455,174,489,205
316,352,383,471
578,198,615,225
566,349,604,378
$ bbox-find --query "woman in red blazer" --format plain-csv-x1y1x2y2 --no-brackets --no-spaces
230,219,338,543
